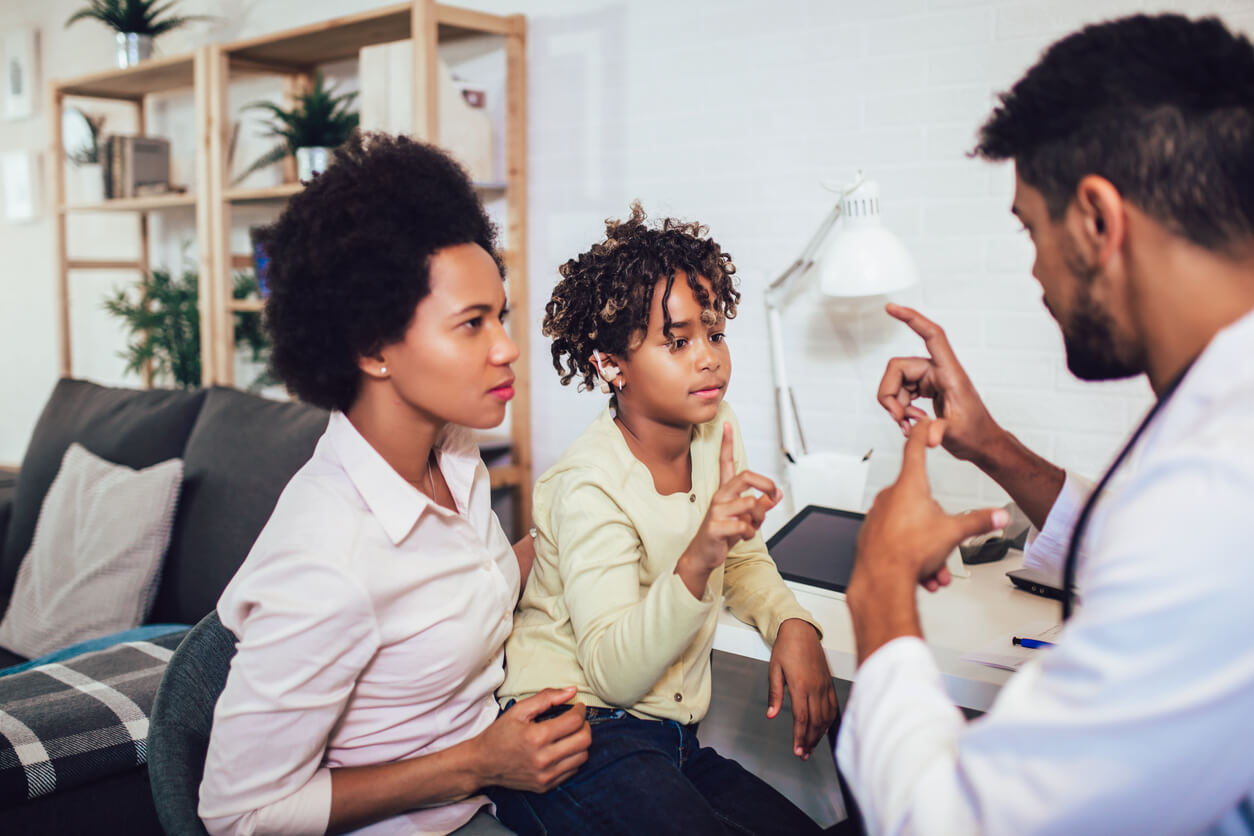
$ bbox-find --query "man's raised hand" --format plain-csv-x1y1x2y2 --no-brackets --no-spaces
877,304,1003,465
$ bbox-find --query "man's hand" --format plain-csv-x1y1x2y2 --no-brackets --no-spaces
877,304,1004,465
877,304,1067,530
767,619,836,760
472,687,591,793
847,420,1009,664
675,422,781,598
858,419,1009,586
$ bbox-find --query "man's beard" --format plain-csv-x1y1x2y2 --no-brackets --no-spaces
1059,260,1143,381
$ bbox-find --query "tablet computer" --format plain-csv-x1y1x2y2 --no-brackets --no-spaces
766,505,864,593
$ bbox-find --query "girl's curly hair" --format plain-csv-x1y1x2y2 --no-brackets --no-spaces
544,203,739,391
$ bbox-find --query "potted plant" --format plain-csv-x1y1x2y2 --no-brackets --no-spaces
61,106,107,204
65,0,211,68
103,265,272,390
235,72,359,184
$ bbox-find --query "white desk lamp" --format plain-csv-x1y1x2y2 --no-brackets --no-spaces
765,173,919,519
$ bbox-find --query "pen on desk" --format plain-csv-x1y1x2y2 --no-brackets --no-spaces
1012,637,1055,649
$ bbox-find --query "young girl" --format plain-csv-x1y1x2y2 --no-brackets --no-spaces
490,205,836,834
198,133,590,836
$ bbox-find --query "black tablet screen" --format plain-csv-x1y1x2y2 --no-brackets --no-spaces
766,505,863,593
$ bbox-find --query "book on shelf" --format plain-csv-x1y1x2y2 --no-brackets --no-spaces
102,135,172,199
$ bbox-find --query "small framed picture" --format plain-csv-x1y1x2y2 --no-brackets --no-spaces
2,29,38,121
2,150,42,222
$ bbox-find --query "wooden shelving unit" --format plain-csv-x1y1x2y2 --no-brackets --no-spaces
46,2,531,536
204,0,532,533
47,49,214,383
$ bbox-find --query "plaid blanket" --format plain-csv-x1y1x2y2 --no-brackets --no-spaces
0,630,188,806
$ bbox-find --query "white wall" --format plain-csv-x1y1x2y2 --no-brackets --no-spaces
2,0,1250,518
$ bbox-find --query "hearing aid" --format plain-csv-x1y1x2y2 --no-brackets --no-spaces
592,350,620,394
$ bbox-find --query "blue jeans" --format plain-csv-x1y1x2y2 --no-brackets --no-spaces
487,707,822,836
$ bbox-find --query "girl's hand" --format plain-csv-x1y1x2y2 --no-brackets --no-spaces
675,422,781,598
767,619,836,759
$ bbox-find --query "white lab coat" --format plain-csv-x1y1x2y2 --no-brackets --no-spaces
837,308,1254,836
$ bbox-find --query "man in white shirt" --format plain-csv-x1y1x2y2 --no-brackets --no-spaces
836,13,1254,835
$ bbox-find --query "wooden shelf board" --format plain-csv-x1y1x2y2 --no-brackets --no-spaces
55,53,197,100
60,193,196,213
488,464,522,489
222,3,510,68
226,181,502,203
226,183,305,203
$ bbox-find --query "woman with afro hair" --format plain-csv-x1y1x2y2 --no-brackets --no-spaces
490,204,834,835
199,133,590,836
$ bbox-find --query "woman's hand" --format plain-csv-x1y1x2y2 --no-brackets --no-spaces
471,687,591,793
675,422,781,598
768,619,836,759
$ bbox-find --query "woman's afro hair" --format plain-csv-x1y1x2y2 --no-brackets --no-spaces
262,131,501,412
544,202,738,391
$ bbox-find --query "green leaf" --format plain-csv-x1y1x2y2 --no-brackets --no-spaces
65,0,213,35
103,261,272,389
230,142,290,184
238,71,359,175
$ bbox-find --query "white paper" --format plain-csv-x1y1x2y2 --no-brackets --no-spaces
962,621,1063,672
786,451,870,515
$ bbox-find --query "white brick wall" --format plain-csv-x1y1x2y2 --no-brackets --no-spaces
515,0,1253,524
3,0,1251,526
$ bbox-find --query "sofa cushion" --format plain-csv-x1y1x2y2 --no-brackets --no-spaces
0,628,188,807
150,387,327,624
0,380,206,620
0,445,184,659
0,624,189,679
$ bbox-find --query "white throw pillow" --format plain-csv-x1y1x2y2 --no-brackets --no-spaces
0,443,184,659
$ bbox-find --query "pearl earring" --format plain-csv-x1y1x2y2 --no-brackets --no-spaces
379,366,388,375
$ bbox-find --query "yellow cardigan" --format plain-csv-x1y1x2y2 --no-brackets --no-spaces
499,400,819,724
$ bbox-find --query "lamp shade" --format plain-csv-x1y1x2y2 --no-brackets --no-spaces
817,178,918,297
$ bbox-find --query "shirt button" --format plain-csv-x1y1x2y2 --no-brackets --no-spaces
689,494,696,503
673,692,682,702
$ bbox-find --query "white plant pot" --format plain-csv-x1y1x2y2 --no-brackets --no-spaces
116,33,154,68
67,163,106,205
296,147,333,181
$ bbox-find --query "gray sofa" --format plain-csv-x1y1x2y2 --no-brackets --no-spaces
0,378,328,835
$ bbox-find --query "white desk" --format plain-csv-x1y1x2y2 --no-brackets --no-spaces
712,550,1061,711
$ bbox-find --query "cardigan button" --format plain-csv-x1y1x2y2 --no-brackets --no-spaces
689,494,696,503
673,692,683,702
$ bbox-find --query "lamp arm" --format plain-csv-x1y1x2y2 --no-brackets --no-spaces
767,201,844,293
765,298,807,463
764,173,866,468
767,172,866,294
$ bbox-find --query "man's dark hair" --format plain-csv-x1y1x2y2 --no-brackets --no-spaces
544,202,739,391
262,132,500,412
974,14,1254,252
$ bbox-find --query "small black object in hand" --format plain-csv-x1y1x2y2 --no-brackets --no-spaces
533,703,574,722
